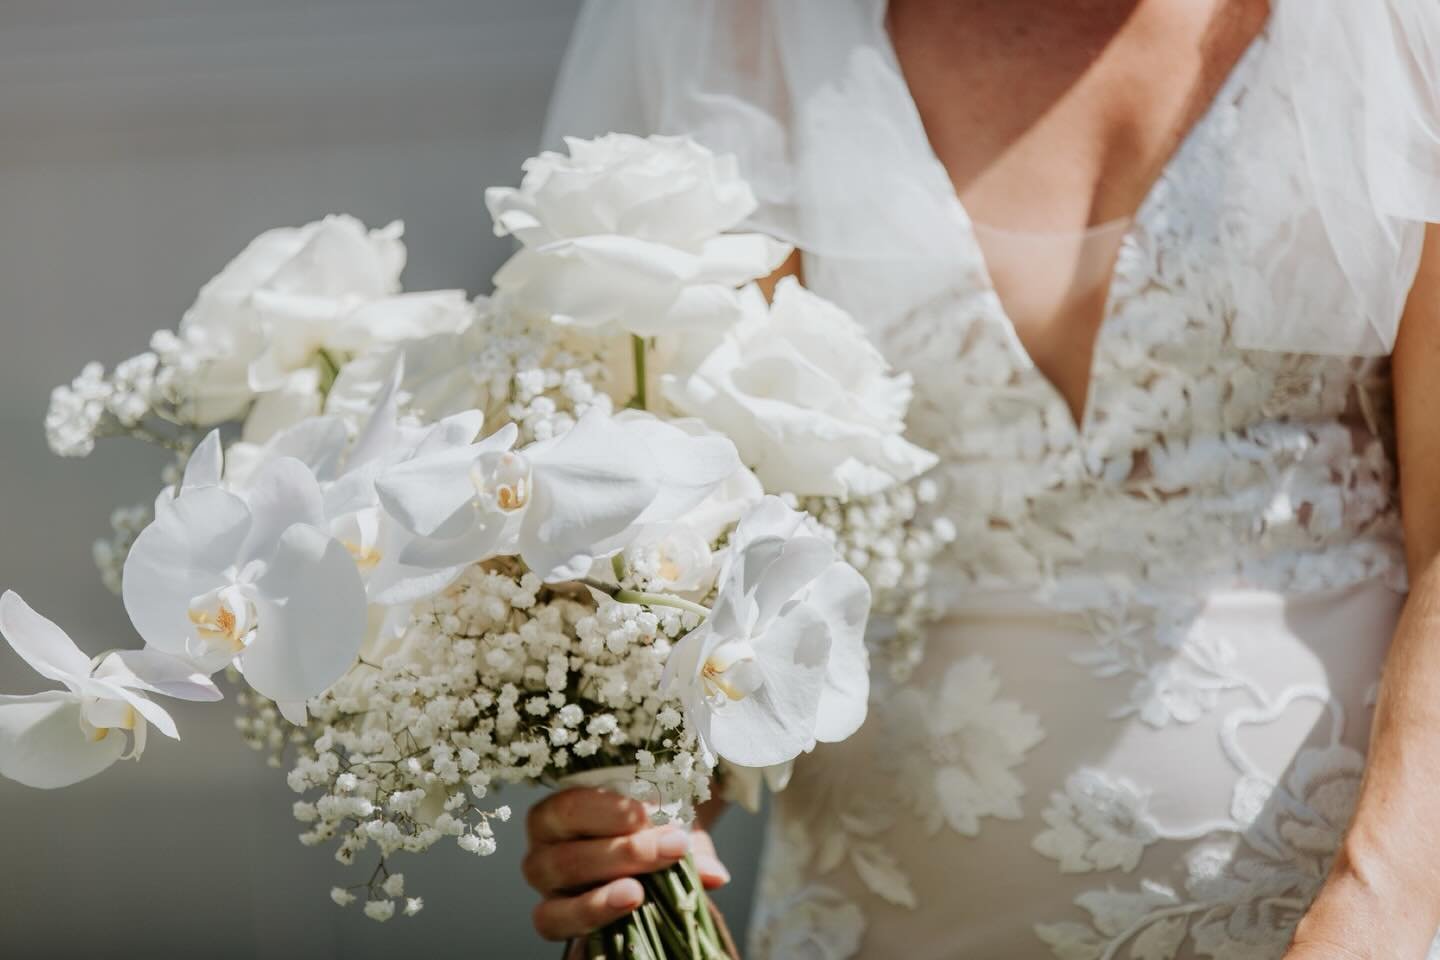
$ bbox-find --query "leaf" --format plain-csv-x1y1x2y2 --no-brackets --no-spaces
848,842,917,909
815,827,848,874
1076,882,1179,938
1034,922,1105,960
1129,915,1187,960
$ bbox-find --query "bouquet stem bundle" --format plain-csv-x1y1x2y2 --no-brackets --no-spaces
574,857,737,960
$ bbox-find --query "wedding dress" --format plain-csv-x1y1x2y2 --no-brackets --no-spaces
544,2,1440,956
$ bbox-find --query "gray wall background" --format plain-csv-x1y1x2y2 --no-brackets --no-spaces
0,3,765,955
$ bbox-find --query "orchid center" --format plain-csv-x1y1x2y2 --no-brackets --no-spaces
335,510,384,573
473,451,532,514
344,541,383,571
79,699,139,742
187,583,257,660
701,640,763,705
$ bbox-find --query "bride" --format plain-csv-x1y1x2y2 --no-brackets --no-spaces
519,1,1440,956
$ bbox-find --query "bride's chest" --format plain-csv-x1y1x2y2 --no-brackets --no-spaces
806,117,1391,498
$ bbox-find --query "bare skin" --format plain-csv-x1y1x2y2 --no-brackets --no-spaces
526,3,1440,953
524,788,730,942
1284,223,1440,959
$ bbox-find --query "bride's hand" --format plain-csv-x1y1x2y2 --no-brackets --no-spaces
523,787,731,942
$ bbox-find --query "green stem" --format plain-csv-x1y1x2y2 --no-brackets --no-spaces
579,863,731,959
680,856,720,947
581,578,712,621
121,423,188,453
612,589,711,620
316,348,342,396
630,335,648,410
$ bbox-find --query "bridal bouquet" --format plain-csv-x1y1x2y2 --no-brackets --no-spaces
11,135,950,958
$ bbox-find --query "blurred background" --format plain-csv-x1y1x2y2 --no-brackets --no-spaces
0,1,766,954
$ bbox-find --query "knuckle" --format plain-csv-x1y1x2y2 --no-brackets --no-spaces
621,802,647,831
520,849,547,890
623,831,654,864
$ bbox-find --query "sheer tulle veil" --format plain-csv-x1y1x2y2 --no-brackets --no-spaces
542,0,1440,357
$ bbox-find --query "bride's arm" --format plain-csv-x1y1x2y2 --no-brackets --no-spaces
1287,223,1440,958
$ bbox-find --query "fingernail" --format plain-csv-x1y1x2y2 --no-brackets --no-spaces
695,855,730,884
607,880,642,910
655,829,691,859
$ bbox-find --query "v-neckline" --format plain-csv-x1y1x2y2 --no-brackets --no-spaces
876,4,1268,439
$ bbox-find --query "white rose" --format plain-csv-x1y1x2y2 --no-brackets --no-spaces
176,215,472,425
326,324,490,428
485,134,791,337
660,278,938,498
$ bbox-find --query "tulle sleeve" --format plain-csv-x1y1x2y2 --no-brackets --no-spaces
1225,0,1440,356
544,0,1440,357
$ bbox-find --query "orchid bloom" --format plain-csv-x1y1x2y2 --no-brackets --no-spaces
266,362,488,608
662,497,872,767
0,591,219,789
376,408,739,582
123,439,368,724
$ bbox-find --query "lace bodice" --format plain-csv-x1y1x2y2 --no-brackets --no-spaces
745,24,1425,960
806,35,1403,615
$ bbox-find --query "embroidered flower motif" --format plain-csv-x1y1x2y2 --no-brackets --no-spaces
748,818,868,960
1033,770,1161,874
1033,699,1369,960
887,656,1045,836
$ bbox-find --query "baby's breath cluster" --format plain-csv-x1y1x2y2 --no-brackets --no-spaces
798,478,957,683
506,350,614,445
91,503,153,595
44,335,205,458
259,560,712,919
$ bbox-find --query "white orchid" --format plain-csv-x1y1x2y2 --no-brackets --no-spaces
662,278,938,498
486,134,791,337
123,443,368,724
663,497,872,767
377,409,740,582
620,523,716,594
317,368,489,608
615,416,765,595
215,360,487,612
0,591,219,789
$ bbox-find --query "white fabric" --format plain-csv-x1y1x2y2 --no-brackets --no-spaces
544,0,1440,356
1226,0,1440,356
747,47,1418,950
542,3,1440,956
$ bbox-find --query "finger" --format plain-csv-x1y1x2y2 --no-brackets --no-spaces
527,787,649,844
523,826,691,895
688,830,731,890
532,878,645,942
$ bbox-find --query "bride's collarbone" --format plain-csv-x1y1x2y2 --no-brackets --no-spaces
886,0,1267,232
885,0,1267,423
